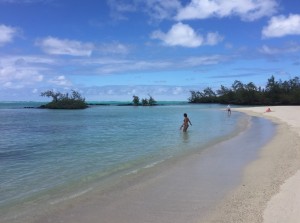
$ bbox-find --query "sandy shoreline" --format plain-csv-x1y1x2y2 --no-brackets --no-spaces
32,113,272,223
4,106,300,223
15,109,272,223
204,106,300,223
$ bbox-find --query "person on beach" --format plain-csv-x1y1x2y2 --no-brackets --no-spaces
227,104,231,116
180,113,192,132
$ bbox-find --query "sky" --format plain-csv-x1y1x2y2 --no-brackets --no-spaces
0,0,300,101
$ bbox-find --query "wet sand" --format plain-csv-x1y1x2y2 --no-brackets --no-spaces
203,106,300,223
32,113,276,223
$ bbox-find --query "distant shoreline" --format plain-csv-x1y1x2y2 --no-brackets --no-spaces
17,101,190,109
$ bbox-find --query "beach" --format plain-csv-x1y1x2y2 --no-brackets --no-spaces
204,106,300,223
30,111,276,223
2,105,300,223
1,103,248,223
51,106,300,223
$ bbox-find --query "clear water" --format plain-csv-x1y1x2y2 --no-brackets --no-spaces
0,102,246,215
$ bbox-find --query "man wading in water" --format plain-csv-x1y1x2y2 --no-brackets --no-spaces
180,113,192,132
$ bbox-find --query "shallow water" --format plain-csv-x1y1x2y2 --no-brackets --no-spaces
0,102,254,221
36,114,276,223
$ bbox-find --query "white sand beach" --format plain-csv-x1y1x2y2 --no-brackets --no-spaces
204,106,300,223
6,106,300,223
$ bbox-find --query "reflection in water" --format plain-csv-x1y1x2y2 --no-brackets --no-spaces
182,132,190,143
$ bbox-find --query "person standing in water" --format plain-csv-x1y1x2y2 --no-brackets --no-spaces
180,113,192,132
227,104,231,116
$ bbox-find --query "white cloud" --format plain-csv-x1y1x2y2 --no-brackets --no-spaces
13,56,56,65
96,60,172,74
183,55,225,66
172,86,184,95
72,57,173,75
259,43,300,55
106,0,277,23
0,24,18,46
107,0,181,21
144,0,181,21
176,0,278,21
72,52,230,76
259,45,279,55
98,42,130,55
48,75,72,86
205,32,224,45
0,65,44,89
107,0,137,20
36,37,94,56
83,85,192,100
0,56,52,89
151,22,223,47
151,22,204,47
262,14,300,38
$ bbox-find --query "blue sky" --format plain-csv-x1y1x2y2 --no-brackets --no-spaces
0,0,300,101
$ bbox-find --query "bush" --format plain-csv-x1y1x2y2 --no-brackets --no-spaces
40,90,88,109
132,95,157,106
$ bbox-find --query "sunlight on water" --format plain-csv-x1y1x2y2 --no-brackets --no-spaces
0,103,245,212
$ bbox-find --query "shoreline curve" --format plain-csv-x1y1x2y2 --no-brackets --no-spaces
204,106,300,223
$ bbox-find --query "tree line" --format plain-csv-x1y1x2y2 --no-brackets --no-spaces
188,75,300,105
132,95,157,106
39,90,158,108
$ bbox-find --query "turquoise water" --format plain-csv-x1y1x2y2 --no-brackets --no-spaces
0,102,246,218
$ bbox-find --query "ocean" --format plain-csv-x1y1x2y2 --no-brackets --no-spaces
0,102,270,222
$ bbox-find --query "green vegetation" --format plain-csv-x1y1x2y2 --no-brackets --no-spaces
40,90,88,109
132,95,157,106
132,95,140,106
189,75,300,105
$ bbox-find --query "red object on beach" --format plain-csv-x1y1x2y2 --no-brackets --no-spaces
266,108,271,112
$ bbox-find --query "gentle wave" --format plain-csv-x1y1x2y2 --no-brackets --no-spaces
49,187,94,205
125,158,169,176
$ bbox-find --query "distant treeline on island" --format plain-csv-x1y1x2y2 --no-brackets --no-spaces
36,75,300,109
38,90,159,109
188,75,300,105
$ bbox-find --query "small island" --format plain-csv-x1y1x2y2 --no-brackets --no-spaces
132,95,157,106
40,90,88,109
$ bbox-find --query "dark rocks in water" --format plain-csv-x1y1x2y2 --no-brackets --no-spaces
24,107,36,109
